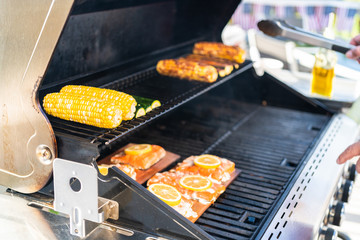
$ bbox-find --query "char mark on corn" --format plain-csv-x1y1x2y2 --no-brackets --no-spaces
156,59,218,83
193,42,246,64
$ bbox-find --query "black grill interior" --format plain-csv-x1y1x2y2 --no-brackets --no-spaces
40,59,331,238
123,94,330,239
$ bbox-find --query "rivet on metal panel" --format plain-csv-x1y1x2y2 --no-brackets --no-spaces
36,145,53,164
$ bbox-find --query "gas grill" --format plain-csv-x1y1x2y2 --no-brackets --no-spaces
0,1,358,239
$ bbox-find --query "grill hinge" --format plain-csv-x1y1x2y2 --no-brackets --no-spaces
53,158,119,238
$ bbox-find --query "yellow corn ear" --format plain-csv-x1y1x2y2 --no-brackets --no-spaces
43,92,122,129
156,59,218,83
193,42,246,64
60,85,136,120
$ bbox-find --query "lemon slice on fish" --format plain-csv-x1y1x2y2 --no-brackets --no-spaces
179,175,212,191
194,154,221,169
98,164,109,176
125,144,152,155
148,183,181,206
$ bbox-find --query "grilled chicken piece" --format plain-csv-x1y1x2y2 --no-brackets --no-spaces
156,59,218,83
193,42,246,64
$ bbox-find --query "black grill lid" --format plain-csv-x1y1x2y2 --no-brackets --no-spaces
41,0,242,87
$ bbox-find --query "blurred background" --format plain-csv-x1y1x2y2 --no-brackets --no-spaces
222,0,360,111
231,0,360,41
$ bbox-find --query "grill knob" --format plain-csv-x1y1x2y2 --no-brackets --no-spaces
318,227,337,240
338,180,353,203
328,201,345,226
347,164,357,182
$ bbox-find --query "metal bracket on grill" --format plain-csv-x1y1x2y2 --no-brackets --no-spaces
53,158,119,238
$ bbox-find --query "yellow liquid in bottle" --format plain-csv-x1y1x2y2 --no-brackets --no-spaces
311,66,335,97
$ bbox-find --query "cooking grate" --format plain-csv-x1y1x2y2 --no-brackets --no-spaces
47,62,252,147
125,95,330,239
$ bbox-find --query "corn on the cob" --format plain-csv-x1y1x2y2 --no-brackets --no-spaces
193,42,246,64
156,59,218,83
43,92,122,128
182,55,234,77
60,85,136,120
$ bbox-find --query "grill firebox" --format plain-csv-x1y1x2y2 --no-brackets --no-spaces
125,93,330,239
38,62,333,239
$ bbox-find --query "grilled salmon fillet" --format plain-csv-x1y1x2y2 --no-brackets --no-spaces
147,171,225,203
111,144,166,170
98,163,137,180
175,155,235,183
172,198,198,219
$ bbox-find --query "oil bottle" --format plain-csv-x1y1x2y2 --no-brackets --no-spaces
311,13,337,98
311,48,337,97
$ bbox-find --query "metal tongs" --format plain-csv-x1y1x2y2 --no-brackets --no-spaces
257,19,354,54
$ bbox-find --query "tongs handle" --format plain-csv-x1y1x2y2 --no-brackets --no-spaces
332,45,352,54
258,19,355,54
289,23,353,54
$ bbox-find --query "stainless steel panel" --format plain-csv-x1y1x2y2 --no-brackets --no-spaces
0,0,74,193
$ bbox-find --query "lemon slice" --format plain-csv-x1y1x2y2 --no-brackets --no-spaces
124,144,152,155
194,154,221,169
98,164,109,176
148,183,181,206
179,175,212,191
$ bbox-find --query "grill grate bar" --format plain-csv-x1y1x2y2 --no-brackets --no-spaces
229,162,293,177
231,181,280,195
205,208,242,220
226,187,277,200
224,190,274,205
221,194,272,209
201,213,257,231
214,144,305,164
237,169,289,183
197,218,253,237
212,203,265,219
216,199,268,214
239,174,287,187
231,178,284,191
199,225,249,240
